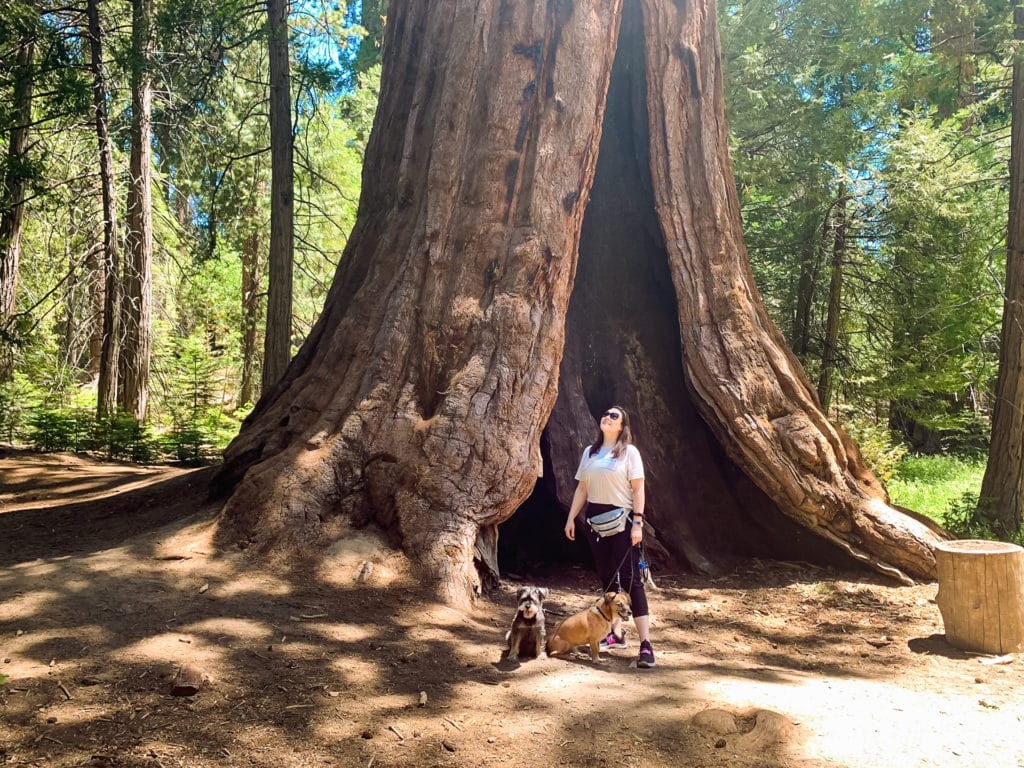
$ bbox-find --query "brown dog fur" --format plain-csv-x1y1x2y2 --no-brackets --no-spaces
546,591,632,662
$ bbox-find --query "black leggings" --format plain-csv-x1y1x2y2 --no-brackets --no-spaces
584,502,649,618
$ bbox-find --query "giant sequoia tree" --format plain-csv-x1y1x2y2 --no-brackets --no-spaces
214,0,947,605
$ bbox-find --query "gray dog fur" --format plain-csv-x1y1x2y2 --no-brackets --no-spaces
504,586,549,663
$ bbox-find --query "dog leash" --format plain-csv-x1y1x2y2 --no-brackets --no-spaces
602,545,635,595
600,541,654,596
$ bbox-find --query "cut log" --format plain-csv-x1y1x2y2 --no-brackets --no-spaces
169,664,206,697
934,540,1024,654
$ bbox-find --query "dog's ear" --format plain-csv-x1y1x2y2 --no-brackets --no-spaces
538,587,549,600
517,587,529,600
603,591,617,602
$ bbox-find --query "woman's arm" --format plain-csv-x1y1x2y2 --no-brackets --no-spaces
630,477,645,546
564,481,588,541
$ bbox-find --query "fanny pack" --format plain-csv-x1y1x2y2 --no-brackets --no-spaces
586,507,629,537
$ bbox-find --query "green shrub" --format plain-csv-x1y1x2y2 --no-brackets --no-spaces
940,492,992,539
839,414,908,485
99,411,160,463
0,372,42,444
162,424,208,463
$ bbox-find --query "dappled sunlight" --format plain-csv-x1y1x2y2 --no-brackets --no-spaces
120,631,231,669
2,458,1022,768
3,560,61,578
179,617,274,643
0,588,62,623
314,621,377,643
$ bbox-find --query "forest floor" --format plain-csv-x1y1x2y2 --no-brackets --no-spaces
1,448,1023,768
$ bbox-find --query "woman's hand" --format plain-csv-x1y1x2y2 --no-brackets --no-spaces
630,477,645,546
630,522,643,546
566,481,587,541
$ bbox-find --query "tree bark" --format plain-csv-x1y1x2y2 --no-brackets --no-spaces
978,1,1024,538
640,0,942,582
792,208,827,360
119,0,155,420
0,34,35,382
86,0,122,417
215,0,946,603
262,0,295,392
542,0,848,576
817,182,846,413
216,0,624,605
239,179,265,407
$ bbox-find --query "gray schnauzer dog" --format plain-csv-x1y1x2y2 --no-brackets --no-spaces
504,586,549,663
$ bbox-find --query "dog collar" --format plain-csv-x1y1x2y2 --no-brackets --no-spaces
592,604,613,622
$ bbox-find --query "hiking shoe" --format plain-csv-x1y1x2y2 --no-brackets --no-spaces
637,640,656,668
599,632,628,651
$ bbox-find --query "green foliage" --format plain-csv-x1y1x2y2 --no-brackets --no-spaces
27,408,94,453
98,413,147,462
888,454,987,523
720,0,1011,453
0,372,41,444
938,492,1023,545
838,413,908,485
0,0,376,463
940,492,993,540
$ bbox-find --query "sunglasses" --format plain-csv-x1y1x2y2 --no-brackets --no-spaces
602,411,621,421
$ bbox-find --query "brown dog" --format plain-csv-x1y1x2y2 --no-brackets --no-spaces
546,591,632,662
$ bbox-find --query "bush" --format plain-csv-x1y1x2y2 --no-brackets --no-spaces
940,492,992,539
839,414,908,485
99,411,160,463
0,372,42,444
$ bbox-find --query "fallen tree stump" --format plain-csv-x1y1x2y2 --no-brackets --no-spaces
169,664,207,697
934,540,1024,654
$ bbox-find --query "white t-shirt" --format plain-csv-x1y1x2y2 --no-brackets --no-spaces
574,443,644,509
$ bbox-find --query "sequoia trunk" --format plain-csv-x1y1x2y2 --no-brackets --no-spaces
216,0,946,603
638,0,942,581
216,0,623,605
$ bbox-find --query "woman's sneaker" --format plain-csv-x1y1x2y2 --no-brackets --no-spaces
599,632,627,650
637,640,656,668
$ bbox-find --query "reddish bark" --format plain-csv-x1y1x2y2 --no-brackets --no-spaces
215,0,946,604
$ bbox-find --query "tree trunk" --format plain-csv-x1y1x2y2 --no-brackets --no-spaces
262,0,295,392
978,1,1024,538
216,0,624,605
817,182,846,413
86,0,122,417
119,0,155,421
239,179,265,407
214,0,945,605
543,0,847,576
0,34,35,382
792,208,828,360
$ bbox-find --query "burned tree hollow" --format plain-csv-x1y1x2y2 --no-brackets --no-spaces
501,0,862,576
215,0,946,608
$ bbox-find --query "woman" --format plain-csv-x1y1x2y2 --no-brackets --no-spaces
563,405,655,668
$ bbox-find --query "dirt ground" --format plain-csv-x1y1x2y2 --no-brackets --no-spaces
1,449,1023,768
